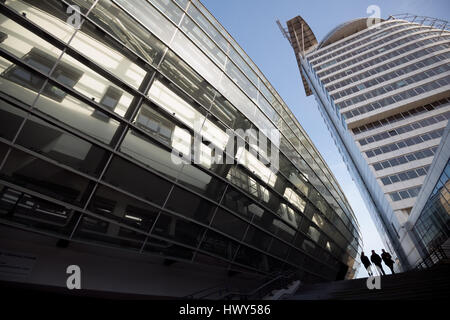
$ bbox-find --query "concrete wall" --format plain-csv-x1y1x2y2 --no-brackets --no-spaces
0,225,263,297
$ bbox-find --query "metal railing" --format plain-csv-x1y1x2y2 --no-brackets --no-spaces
388,14,449,32
415,245,448,270
185,271,298,300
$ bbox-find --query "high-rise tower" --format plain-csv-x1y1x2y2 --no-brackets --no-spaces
283,14,449,269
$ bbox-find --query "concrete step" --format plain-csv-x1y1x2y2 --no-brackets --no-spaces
289,262,450,300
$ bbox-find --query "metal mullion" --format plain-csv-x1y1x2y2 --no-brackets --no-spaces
0,108,242,226
0,7,155,100
0,171,336,275
2,0,359,265
89,0,365,235
0,13,87,171
70,70,157,239
181,4,259,89
0,180,155,239
188,0,262,87
0,137,100,182
229,146,357,256
139,128,189,253
0,46,127,126
0,3,68,52
190,183,230,262
145,61,361,249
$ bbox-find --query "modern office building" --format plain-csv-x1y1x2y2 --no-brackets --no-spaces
409,120,450,266
0,0,362,297
283,14,449,270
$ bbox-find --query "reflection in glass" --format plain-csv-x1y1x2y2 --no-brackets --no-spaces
34,84,119,145
102,156,173,206
164,186,216,224
0,184,79,235
16,115,107,177
70,20,147,90
4,0,78,43
0,56,43,106
0,147,90,206
74,214,147,251
88,0,167,67
200,230,239,261
180,14,227,67
114,0,177,44
211,208,248,241
159,50,216,110
0,99,27,140
148,79,206,130
88,185,159,232
56,53,134,118
151,212,204,248
120,128,182,181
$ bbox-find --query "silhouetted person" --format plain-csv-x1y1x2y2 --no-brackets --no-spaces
381,249,395,274
360,252,373,276
370,250,385,276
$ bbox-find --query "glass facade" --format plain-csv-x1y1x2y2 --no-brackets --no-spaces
0,0,361,282
413,159,450,255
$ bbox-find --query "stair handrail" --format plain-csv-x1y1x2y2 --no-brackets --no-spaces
415,244,447,270
219,270,298,300
184,270,298,300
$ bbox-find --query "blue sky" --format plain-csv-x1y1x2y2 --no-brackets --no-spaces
202,0,450,277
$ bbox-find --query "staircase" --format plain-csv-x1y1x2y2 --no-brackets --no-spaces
287,261,450,300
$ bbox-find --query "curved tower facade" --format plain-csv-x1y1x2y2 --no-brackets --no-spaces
285,14,449,270
0,0,361,296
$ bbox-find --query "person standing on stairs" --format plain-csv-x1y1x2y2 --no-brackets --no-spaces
370,250,386,276
381,249,395,274
360,252,373,276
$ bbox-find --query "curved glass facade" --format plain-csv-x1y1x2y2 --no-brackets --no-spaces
0,0,361,282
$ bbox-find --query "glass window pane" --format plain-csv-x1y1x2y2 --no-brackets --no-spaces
69,20,147,90
0,12,63,73
159,50,216,110
0,183,79,235
148,79,207,131
133,101,178,147
0,99,27,140
120,129,183,181
114,0,177,44
88,0,167,67
165,186,216,224
211,207,248,241
55,53,134,118
199,230,239,261
234,245,268,272
186,3,229,53
147,0,184,25
152,212,204,247
102,156,172,206
87,185,159,232
180,14,227,67
16,116,108,177
4,0,79,43
0,56,43,106
74,214,146,251
244,225,272,251
34,84,120,145
171,30,222,87
144,238,195,261
0,146,90,206
177,164,227,203
268,238,290,259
